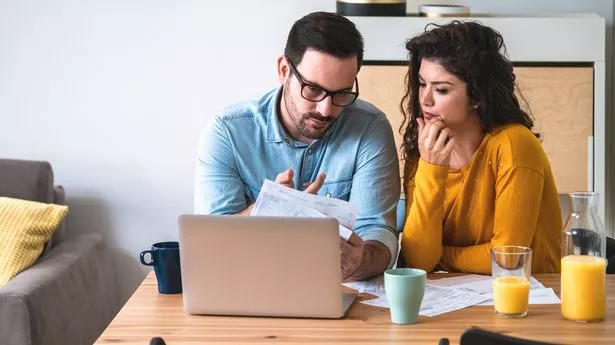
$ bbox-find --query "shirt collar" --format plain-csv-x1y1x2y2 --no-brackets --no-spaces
266,86,289,143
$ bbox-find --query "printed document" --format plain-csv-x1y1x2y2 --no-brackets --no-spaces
428,274,560,305
343,275,490,317
476,288,561,306
344,273,560,317
428,274,545,293
251,179,358,240
360,285,491,317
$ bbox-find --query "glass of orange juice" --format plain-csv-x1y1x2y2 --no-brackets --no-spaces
491,246,532,318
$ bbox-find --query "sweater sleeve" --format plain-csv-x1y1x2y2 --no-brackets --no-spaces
440,166,545,274
401,159,449,272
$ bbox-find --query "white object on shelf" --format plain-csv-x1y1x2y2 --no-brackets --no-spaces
418,4,471,17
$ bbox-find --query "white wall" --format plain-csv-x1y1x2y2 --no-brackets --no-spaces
1,0,613,305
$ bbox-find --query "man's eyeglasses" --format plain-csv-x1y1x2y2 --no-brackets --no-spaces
287,58,359,107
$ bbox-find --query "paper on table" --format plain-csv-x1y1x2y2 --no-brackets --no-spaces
359,297,389,308
422,289,479,317
476,288,561,306
428,274,558,305
343,275,385,297
427,274,491,288
251,179,358,240
525,288,561,304
345,273,558,317
429,275,544,294
360,285,491,317
343,275,491,317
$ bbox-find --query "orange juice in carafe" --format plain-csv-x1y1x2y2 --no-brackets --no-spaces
561,255,606,322
561,192,607,322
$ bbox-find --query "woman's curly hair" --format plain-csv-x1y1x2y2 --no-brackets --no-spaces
400,21,538,184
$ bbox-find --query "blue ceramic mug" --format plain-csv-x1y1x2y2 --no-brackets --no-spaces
384,268,426,324
140,241,182,294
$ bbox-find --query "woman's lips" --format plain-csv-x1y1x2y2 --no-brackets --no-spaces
422,111,438,120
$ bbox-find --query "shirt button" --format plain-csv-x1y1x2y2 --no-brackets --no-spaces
307,148,313,154
325,193,331,198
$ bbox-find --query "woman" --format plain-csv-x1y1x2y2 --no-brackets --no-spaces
399,21,561,274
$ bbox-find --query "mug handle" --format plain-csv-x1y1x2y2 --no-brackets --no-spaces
140,250,156,266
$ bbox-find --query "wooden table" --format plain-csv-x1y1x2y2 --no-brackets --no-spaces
95,272,615,344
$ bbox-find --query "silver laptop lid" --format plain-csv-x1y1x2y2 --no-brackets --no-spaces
178,215,346,318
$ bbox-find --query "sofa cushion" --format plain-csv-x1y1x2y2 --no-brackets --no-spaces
0,197,68,287
0,159,54,203
0,159,64,252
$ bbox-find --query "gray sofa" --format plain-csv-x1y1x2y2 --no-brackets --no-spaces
0,159,120,345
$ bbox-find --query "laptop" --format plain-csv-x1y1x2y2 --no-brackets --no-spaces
177,215,357,318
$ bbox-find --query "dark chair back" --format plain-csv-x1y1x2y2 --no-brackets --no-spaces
150,337,167,345
607,236,615,274
458,328,559,345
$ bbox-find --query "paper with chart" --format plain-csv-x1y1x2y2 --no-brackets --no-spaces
343,275,490,317
427,274,544,293
361,285,491,317
475,288,561,306
251,179,358,240
343,273,560,316
427,274,560,305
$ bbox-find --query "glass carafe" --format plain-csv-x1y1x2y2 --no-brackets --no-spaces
561,192,607,322
562,192,606,258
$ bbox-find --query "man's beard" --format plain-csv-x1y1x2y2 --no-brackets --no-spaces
283,87,334,140
297,112,334,139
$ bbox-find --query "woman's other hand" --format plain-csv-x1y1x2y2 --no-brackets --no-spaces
417,117,455,166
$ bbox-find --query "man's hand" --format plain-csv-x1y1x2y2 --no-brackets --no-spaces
274,168,295,189
340,232,365,279
275,169,326,194
343,240,392,282
236,170,325,215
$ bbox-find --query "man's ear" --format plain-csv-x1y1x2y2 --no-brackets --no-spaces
277,55,290,84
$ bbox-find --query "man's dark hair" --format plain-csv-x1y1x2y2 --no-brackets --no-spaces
284,11,364,69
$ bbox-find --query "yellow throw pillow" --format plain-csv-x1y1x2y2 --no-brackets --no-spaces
0,197,68,287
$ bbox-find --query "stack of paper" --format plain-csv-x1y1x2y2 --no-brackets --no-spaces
343,274,561,317
251,179,358,240
427,274,561,306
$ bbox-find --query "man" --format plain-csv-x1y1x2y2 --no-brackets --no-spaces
194,11,400,280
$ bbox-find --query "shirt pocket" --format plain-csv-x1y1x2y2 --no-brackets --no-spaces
320,179,353,200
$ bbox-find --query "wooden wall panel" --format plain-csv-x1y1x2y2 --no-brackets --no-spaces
357,66,407,185
357,65,594,194
514,67,593,193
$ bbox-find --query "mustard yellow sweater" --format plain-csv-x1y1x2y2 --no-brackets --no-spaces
401,124,562,274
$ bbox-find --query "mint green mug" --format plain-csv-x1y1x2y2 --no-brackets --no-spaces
384,268,426,324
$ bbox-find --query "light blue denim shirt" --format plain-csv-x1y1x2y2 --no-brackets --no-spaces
195,87,401,267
